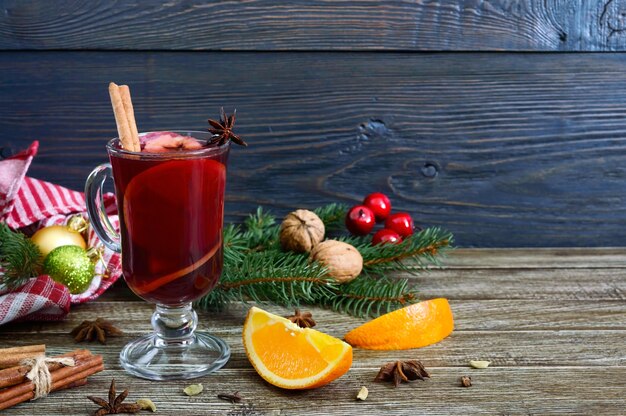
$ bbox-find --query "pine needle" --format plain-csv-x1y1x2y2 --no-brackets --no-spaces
313,203,348,231
339,227,453,275
196,250,337,311
329,275,419,317
242,207,279,251
0,223,42,289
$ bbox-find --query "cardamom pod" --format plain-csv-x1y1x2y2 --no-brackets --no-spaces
356,386,369,401
183,383,204,396
136,398,157,412
469,360,491,369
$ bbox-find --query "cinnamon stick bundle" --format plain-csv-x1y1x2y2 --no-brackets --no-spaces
0,345,45,369
0,378,88,411
0,349,104,411
0,349,91,390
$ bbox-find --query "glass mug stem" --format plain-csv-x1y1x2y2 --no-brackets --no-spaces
152,303,197,346
85,132,231,380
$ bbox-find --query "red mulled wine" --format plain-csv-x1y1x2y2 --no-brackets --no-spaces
109,132,229,305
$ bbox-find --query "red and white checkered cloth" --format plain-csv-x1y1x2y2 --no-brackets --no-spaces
0,141,122,325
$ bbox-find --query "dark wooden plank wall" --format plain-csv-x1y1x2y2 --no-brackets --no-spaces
3,0,626,51
1,1,625,247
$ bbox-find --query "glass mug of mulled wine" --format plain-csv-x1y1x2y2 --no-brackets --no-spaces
85,131,230,380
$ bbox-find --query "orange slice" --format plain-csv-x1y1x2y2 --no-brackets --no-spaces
344,298,454,350
243,307,352,389
132,238,221,295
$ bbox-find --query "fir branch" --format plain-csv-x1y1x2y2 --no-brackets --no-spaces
223,224,249,265
0,223,42,289
198,251,424,318
329,275,419,317
219,276,330,291
339,227,453,275
196,251,337,311
198,246,423,317
197,204,454,318
242,207,279,251
313,203,348,231
364,227,452,266
245,206,276,231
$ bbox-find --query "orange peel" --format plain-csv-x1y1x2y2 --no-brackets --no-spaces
344,298,454,350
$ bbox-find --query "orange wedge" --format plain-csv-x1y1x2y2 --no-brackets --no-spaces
344,298,454,350
243,307,352,389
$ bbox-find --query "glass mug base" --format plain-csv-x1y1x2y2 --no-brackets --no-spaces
119,302,230,380
120,332,230,381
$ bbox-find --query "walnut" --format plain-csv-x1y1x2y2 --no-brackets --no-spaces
309,240,363,283
279,209,325,253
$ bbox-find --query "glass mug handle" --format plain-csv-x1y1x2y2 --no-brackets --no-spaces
85,163,121,253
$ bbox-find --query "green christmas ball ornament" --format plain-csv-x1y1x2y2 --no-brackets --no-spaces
43,245,94,294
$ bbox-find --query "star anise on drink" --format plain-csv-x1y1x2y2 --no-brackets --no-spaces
286,309,316,328
87,379,141,415
71,318,123,344
207,108,247,147
375,360,430,387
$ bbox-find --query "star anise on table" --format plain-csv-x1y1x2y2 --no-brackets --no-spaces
285,309,316,328
87,379,141,416
207,107,247,147
375,360,430,387
71,318,123,344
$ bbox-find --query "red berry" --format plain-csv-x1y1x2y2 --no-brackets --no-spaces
372,229,402,246
345,205,376,236
363,192,391,222
384,212,414,237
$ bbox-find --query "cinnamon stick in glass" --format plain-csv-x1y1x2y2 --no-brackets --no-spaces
109,82,137,151
119,84,141,151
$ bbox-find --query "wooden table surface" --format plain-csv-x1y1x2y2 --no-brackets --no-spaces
1,248,624,415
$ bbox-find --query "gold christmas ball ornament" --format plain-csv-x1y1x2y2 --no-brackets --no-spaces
43,245,94,294
31,225,87,258
279,209,325,253
309,239,363,283
66,214,89,235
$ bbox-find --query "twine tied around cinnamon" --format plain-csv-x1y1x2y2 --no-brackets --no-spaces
20,356,76,399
